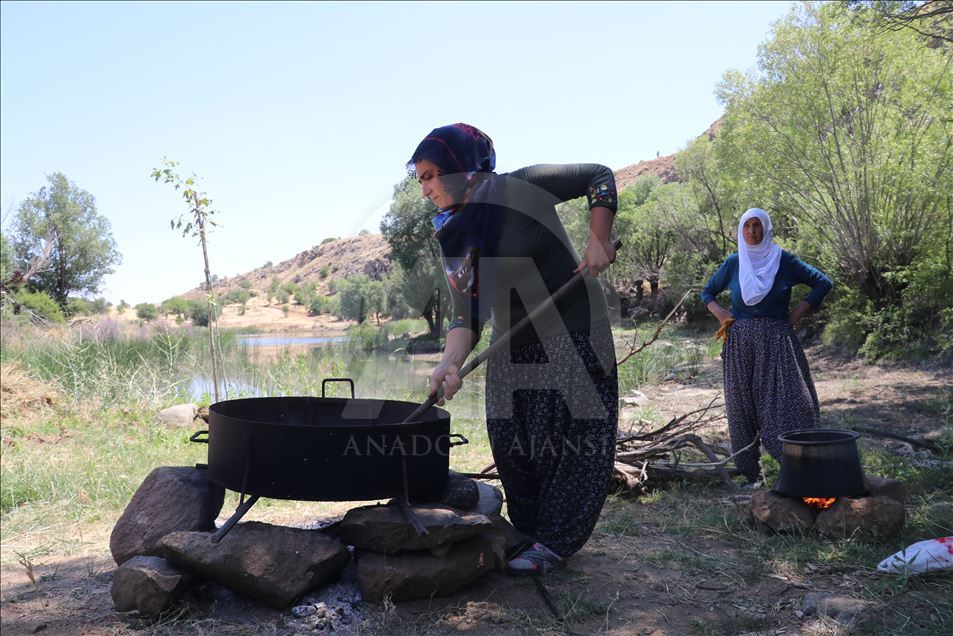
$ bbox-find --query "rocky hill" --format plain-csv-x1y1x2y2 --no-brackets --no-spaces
184,120,721,301
181,234,392,301
613,117,721,191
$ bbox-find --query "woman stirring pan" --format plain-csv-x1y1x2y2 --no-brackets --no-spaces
409,123,619,576
701,208,832,489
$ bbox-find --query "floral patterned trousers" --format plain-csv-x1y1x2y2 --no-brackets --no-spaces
486,321,618,557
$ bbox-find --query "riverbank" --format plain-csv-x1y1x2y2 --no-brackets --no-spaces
1,325,950,635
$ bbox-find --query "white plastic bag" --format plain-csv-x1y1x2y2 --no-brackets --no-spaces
877,537,953,574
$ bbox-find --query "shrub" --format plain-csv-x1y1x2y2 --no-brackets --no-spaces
66,297,95,317
186,299,220,326
135,303,158,321
160,296,189,318
308,295,337,316
222,289,251,307
16,290,65,323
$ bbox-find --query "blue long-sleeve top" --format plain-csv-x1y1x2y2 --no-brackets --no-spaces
700,251,832,321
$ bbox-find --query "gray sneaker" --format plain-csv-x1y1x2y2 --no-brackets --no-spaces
505,542,563,577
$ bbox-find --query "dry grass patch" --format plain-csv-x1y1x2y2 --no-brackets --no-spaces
0,362,59,425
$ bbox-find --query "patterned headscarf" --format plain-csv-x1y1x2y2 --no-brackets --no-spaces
408,123,496,176
737,208,782,306
408,124,505,328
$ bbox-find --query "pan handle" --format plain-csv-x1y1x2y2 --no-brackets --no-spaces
448,433,469,447
190,430,209,444
322,378,355,399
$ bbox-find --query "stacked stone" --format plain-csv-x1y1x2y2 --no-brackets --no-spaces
108,466,518,616
336,475,521,602
747,476,908,537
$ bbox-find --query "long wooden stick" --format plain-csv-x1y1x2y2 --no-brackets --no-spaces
402,240,623,424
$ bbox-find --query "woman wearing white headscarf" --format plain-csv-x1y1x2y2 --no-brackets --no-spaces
700,208,832,487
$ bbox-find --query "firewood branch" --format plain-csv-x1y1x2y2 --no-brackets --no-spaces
616,289,693,367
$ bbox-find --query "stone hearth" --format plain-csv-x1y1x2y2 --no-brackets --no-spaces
748,476,906,537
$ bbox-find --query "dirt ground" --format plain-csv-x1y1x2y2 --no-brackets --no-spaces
1,341,951,636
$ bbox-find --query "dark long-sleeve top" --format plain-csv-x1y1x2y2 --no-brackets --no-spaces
436,164,617,347
700,251,832,321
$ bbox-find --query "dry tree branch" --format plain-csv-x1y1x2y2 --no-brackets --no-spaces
616,289,693,367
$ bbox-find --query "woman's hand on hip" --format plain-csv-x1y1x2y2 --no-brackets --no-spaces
429,362,463,406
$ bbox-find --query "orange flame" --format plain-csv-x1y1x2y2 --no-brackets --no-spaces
803,497,836,511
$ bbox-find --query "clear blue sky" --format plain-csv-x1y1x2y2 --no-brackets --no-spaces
1,1,792,306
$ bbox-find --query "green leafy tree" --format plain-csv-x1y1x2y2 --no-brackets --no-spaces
66,297,95,317
222,289,252,307
715,2,953,355
363,278,384,325
152,158,225,399
308,294,338,316
844,1,953,45
9,173,121,305
294,281,317,307
379,177,450,337
160,296,190,318
187,299,220,326
135,303,158,321
0,233,13,283
333,275,370,323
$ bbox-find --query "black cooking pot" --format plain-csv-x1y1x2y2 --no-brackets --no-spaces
773,429,869,498
192,380,465,503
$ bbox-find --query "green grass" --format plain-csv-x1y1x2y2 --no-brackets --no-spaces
0,318,721,530
614,325,718,394
595,478,953,635
5,317,949,634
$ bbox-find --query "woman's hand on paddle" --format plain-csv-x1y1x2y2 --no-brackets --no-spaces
429,362,462,406
575,234,616,276
575,206,616,276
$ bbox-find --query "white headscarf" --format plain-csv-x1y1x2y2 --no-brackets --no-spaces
737,208,782,306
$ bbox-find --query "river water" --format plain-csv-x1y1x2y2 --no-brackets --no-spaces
187,331,484,418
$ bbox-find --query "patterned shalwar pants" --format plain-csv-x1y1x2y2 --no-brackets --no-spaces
722,318,820,482
485,320,618,557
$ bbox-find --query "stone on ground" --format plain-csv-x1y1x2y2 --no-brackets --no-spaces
748,490,816,533
110,466,225,565
157,403,198,427
335,502,493,554
111,555,194,616
356,535,500,602
160,521,350,608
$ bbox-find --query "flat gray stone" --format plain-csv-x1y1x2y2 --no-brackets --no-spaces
356,535,500,602
472,481,504,517
157,403,198,427
110,466,225,565
160,521,350,609
111,556,193,616
335,502,493,554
